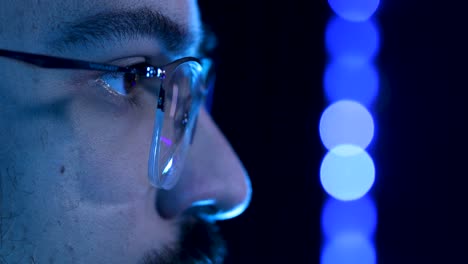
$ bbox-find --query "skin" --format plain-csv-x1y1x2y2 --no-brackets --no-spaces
0,0,251,263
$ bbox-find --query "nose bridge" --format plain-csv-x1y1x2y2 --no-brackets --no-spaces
156,108,252,220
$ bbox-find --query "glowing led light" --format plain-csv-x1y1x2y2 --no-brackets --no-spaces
324,59,379,106
162,158,173,175
322,195,377,239
320,145,375,201
321,234,376,264
328,0,380,22
326,17,379,62
320,0,380,262
319,100,374,150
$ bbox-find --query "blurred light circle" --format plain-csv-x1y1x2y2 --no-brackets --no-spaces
320,145,375,201
322,195,377,239
328,0,380,22
321,234,376,264
319,100,374,150
325,17,380,62
324,59,379,107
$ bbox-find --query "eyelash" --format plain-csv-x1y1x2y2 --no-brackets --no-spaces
95,77,138,109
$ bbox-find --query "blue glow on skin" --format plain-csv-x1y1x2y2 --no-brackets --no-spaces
320,145,375,201
192,199,216,207
162,158,173,175
321,195,377,239
196,171,252,222
324,59,379,107
326,17,380,62
319,100,374,151
328,0,380,22
321,233,376,264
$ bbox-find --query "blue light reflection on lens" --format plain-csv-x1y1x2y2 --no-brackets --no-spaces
322,195,377,239
326,17,379,61
320,145,375,201
162,158,173,175
328,0,380,22
321,234,376,264
319,100,374,151
324,59,379,107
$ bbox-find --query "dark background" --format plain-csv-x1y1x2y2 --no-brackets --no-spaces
198,1,468,263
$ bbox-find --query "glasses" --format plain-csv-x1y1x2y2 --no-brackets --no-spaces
0,49,209,190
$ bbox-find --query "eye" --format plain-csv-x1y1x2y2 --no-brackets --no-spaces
98,72,138,96
98,63,148,96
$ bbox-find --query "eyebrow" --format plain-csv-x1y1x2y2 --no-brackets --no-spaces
48,7,201,55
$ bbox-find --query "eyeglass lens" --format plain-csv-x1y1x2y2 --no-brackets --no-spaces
148,61,205,189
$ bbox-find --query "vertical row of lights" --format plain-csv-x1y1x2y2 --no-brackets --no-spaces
319,1,381,264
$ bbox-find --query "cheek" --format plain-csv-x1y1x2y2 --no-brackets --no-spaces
70,93,155,205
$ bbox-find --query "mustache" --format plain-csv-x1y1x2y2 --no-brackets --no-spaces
178,217,227,263
139,218,226,264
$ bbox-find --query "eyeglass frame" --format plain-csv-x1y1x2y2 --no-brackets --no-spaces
0,48,207,189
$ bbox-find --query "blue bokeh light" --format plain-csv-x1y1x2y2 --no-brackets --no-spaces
322,195,377,239
320,145,375,201
326,17,380,62
324,59,379,107
321,234,376,264
319,100,374,150
328,0,380,22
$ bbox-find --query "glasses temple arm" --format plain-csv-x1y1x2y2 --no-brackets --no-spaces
0,48,134,73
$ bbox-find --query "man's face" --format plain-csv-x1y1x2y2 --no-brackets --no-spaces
0,0,251,263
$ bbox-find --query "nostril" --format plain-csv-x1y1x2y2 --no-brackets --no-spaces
195,206,221,222
187,200,220,223
210,195,251,222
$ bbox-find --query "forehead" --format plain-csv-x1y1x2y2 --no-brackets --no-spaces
0,0,201,55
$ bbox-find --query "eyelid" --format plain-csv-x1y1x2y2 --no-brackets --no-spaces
106,56,147,67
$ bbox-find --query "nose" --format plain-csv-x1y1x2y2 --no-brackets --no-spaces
156,108,252,221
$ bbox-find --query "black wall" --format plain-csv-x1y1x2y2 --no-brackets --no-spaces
199,1,468,263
